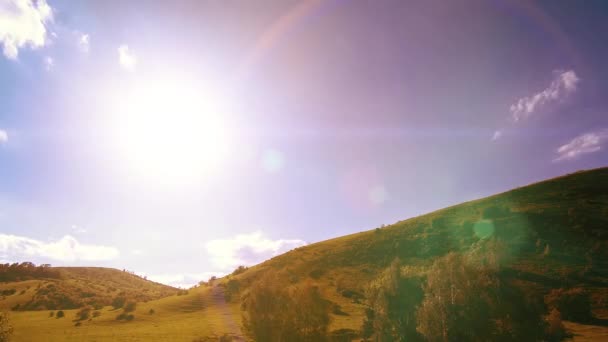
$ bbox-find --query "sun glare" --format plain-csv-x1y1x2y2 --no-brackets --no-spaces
112,81,231,185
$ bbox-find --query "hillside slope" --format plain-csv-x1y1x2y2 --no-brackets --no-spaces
230,167,608,330
0,266,178,311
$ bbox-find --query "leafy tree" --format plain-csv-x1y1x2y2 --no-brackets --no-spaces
0,312,13,342
416,243,546,341
363,258,423,341
243,275,331,341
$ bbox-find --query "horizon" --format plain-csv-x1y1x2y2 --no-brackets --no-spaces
2,0,608,288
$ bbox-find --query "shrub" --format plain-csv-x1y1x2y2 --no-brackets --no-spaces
545,308,567,341
416,248,546,341
149,308,155,315
545,288,592,322
364,258,423,341
232,265,248,276
123,301,137,313
482,205,510,219
49,311,54,317
56,310,65,318
75,306,92,321
0,312,14,342
112,296,126,309
116,313,135,321
243,276,331,341
309,269,324,279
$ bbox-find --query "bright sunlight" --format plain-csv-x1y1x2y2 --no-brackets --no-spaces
111,80,231,185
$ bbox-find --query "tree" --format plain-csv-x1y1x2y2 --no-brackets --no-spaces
242,275,331,341
416,244,546,341
56,310,65,318
363,258,423,341
0,312,13,342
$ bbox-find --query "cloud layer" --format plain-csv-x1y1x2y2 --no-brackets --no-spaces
510,70,579,122
118,44,136,71
0,234,120,262
205,231,306,271
554,129,608,162
0,0,53,59
0,129,7,143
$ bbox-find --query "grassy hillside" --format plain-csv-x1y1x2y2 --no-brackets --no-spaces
228,167,608,339
3,167,608,341
0,267,178,311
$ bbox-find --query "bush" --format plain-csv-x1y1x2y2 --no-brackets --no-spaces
224,279,240,302
123,301,137,313
116,313,135,321
232,265,248,276
149,308,155,315
56,310,65,318
364,258,423,341
545,288,592,322
49,311,54,317
75,306,92,321
416,248,546,341
309,269,324,279
243,276,331,341
0,312,14,342
545,308,568,341
112,296,126,309
482,205,510,219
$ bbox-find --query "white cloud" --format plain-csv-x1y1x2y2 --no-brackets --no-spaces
0,129,7,143
43,55,52,70
510,70,580,122
0,234,119,262
147,272,220,289
0,0,53,59
118,44,136,71
491,130,502,141
71,224,86,234
205,231,306,271
554,129,608,162
77,32,88,53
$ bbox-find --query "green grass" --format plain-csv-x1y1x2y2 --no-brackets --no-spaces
3,167,608,340
9,285,242,341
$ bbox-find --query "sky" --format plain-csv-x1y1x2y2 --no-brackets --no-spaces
1,0,607,288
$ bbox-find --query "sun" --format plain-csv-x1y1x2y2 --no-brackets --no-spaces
111,80,231,185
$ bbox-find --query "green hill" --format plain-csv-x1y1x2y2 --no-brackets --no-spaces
3,167,608,341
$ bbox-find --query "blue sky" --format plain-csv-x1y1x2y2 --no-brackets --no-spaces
1,0,607,287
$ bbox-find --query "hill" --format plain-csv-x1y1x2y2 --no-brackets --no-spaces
0,266,178,311
3,167,608,341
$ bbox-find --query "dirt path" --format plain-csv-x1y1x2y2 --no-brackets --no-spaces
210,283,245,341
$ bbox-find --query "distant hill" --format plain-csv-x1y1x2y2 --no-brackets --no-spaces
0,266,178,311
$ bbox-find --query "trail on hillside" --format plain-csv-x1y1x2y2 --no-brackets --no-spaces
210,283,245,341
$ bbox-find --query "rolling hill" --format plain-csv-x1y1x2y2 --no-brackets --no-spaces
0,266,178,312
2,167,608,341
